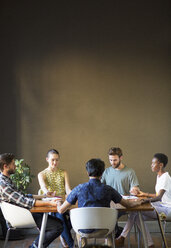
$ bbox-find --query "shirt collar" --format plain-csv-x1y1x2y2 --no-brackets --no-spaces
89,178,101,184
0,173,12,182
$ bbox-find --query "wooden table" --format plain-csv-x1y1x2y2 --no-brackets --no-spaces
31,205,57,213
31,203,153,248
111,201,168,248
30,200,167,248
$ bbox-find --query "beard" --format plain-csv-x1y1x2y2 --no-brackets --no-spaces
8,169,15,175
114,160,121,169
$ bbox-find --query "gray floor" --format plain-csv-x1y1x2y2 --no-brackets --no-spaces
0,232,171,248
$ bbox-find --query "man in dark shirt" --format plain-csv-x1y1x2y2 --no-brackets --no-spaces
57,158,142,246
0,153,63,248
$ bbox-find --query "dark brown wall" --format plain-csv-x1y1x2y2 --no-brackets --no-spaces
0,1,170,193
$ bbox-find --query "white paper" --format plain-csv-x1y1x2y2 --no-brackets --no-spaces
122,195,138,199
42,197,62,201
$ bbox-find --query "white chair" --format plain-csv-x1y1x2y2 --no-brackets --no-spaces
159,211,171,248
0,201,38,248
70,207,118,248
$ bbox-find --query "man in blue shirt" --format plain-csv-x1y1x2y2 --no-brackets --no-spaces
57,158,142,246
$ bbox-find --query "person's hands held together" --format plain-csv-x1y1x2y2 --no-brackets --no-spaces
130,187,140,196
50,198,63,207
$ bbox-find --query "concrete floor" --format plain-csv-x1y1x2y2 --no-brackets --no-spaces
0,232,171,248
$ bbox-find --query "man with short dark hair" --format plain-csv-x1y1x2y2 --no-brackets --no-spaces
0,153,63,248
56,158,143,247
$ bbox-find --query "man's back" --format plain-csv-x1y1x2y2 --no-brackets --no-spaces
67,178,122,207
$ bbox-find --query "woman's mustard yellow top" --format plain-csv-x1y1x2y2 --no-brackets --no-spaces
41,168,65,195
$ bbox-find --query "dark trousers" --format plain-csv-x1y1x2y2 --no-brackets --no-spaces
115,211,126,238
30,213,63,248
0,208,7,237
51,212,74,248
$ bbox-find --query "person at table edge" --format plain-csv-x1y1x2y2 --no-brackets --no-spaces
38,149,74,248
116,153,171,248
0,153,63,248
56,158,143,247
101,147,140,237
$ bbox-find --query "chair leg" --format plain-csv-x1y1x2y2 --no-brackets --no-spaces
162,221,166,248
163,221,166,234
112,232,115,248
3,228,10,248
137,227,141,248
79,238,81,248
73,232,77,248
79,237,87,248
106,233,114,248
134,223,137,241
127,231,130,248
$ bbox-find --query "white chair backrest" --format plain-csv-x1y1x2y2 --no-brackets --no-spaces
0,201,37,229
70,207,118,235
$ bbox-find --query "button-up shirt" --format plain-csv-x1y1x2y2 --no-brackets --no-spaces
67,178,122,207
0,173,35,209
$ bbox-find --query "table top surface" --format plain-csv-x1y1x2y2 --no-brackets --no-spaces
111,201,154,211
30,198,154,213
30,206,58,213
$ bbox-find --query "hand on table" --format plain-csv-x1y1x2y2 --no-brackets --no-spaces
135,198,144,205
46,191,56,197
128,198,144,206
141,198,150,204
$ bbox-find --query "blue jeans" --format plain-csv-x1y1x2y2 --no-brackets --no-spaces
51,212,74,248
30,213,63,248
